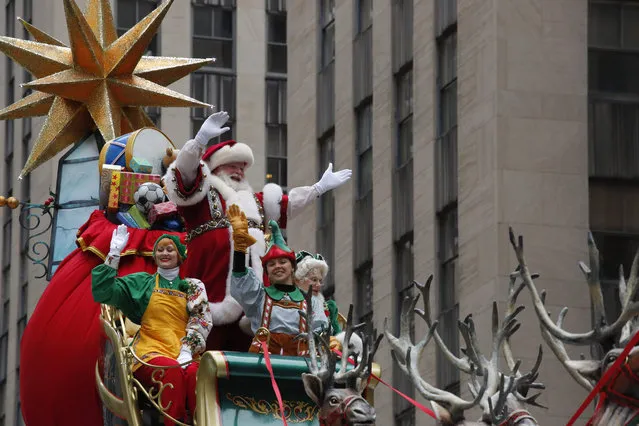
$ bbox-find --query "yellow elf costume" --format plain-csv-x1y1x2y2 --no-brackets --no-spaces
92,227,212,426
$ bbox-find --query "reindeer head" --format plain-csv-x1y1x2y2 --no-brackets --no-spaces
508,228,639,424
299,291,382,426
384,277,545,425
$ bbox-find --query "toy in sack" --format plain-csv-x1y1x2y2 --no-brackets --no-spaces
148,201,178,225
99,127,175,175
120,173,162,205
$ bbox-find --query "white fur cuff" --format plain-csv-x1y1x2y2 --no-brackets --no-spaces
209,295,244,325
262,183,284,223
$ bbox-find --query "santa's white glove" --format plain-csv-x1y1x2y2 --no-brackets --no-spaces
194,111,231,147
313,163,352,195
176,346,193,369
105,225,129,268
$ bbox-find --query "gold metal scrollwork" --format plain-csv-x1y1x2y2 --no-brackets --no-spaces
226,393,318,423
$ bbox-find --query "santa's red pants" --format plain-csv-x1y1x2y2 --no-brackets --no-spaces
134,357,199,426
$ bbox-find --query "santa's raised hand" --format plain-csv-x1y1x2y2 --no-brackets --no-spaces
313,163,353,195
194,111,231,147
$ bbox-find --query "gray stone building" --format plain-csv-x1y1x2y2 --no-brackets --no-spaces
285,0,627,425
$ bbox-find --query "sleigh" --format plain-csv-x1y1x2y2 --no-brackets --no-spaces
95,305,381,426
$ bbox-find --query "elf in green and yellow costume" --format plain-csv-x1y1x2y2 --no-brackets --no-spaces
92,225,213,426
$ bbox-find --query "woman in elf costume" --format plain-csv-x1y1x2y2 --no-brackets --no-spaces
92,225,213,426
227,205,328,356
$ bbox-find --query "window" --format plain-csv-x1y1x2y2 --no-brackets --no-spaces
191,73,236,144
192,0,235,69
393,238,415,425
266,0,286,74
116,0,161,125
318,0,335,135
191,0,236,145
355,264,373,330
317,135,335,293
265,79,287,187
436,0,457,36
392,0,413,73
394,69,413,239
353,0,372,105
49,134,101,278
354,103,373,267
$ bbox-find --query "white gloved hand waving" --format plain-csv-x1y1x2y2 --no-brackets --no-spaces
177,346,193,369
109,224,129,256
194,111,231,147
313,163,352,195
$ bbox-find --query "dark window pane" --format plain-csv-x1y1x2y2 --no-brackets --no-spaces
321,0,335,26
220,75,235,111
321,24,335,67
213,9,234,38
357,149,373,196
267,157,287,187
357,0,372,33
139,0,155,18
267,44,287,74
589,50,639,95
398,117,412,166
117,0,137,28
268,13,286,43
622,6,639,48
589,3,620,47
194,7,213,36
193,38,233,68
267,126,286,156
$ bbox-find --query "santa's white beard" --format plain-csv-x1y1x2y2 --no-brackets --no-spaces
313,292,325,307
216,171,253,192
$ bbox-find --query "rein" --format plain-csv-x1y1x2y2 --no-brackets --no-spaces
319,394,367,426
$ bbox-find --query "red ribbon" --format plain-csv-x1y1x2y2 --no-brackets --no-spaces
332,349,437,419
260,341,289,426
568,328,639,425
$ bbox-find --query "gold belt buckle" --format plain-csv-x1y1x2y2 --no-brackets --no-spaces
255,327,271,346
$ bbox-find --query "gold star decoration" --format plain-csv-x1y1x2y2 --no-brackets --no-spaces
0,0,213,177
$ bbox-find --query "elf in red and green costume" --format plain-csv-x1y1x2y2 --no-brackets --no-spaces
227,205,328,356
92,226,213,426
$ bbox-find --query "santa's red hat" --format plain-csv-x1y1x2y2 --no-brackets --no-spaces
202,140,254,171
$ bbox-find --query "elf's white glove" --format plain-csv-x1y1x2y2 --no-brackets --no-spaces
194,111,231,147
313,163,352,195
105,224,129,268
177,346,193,368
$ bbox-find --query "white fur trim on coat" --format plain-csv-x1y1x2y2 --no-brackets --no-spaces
262,183,283,224
205,142,254,171
294,257,329,281
164,160,211,207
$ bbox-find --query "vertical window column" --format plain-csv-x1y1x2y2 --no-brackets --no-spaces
435,0,459,395
116,0,161,125
191,0,236,145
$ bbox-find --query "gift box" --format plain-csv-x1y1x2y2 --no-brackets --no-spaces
148,201,178,225
126,205,150,229
100,164,123,208
116,212,139,228
108,170,121,213
118,172,161,205
129,156,153,174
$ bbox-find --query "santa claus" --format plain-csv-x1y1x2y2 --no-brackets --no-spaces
164,111,351,351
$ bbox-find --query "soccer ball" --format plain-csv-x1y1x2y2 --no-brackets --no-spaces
134,182,166,214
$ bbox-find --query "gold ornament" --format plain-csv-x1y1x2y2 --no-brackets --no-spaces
7,197,19,209
0,0,214,178
0,196,6,207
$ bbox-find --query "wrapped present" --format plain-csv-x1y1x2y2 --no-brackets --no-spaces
119,172,161,204
107,170,121,213
159,218,183,232
116,212,139,228
148,201,178,225
126,205,150,229
100,164,123,208
129,156,153,174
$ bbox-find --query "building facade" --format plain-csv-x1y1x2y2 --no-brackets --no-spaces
286,0,615,425
0,0,288,424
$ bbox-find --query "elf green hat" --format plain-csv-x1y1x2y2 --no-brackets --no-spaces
153,234,187,263
261,220,296,266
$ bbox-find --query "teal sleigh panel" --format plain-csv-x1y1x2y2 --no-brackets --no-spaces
196,351,320,426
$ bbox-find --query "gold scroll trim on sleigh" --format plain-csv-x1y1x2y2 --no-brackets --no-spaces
225,393,318,423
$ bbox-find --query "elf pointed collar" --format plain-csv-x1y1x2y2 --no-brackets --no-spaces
264,285,305,302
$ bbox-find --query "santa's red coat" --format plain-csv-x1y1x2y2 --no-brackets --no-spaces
19,210,184,426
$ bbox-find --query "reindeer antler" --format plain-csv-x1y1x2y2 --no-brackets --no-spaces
509,227,639,345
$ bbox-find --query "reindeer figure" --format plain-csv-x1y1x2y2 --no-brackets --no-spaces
509,228,639,424
299,289,382,426
385,277,545,425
